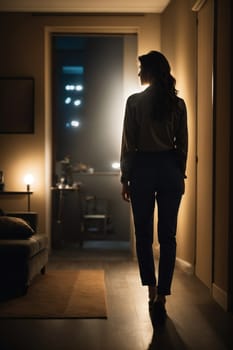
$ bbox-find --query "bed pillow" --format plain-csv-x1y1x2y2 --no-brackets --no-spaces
0,216,34,239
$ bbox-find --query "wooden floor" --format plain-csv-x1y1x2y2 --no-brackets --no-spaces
0,242,233,350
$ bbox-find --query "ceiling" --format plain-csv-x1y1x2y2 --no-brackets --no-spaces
0,0,171,14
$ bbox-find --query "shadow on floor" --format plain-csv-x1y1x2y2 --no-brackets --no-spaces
197,303,233,349
147,317,188,350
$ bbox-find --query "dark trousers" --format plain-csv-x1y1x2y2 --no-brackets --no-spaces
130,151,184,295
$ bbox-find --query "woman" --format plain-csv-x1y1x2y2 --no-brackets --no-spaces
120,51,188,327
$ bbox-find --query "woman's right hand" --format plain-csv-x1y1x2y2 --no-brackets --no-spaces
121,183,130,202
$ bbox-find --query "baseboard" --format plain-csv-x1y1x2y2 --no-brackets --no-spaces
191,0,207,11
153,245,194,274
176,257,194,274
212,283,228,311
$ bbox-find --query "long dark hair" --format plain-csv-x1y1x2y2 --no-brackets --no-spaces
139,51,180,121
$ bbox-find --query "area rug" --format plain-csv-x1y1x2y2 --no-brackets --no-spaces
0,269,107,319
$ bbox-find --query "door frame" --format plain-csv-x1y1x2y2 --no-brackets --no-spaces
44,25,140,251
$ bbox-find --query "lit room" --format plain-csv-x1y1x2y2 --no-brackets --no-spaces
0,1,232,349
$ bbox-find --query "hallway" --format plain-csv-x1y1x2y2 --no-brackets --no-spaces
0,245,233,350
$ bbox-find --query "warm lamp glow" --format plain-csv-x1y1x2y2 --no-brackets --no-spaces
24,173,34,186
24,174,34,211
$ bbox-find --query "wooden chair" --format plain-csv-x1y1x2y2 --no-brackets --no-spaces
81,196,111,244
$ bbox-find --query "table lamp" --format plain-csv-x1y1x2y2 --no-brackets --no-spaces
24,174,34,211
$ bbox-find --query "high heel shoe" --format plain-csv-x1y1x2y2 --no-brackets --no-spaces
150,297,167,328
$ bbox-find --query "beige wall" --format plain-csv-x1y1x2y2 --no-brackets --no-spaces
161,0,197,266
0,14,46,230
0,13,160,235
195,0,214,288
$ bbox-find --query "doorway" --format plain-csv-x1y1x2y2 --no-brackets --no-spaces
50,32,138,250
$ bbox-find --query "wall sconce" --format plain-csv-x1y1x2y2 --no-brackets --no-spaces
24,174,34,211
111,162,120,170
